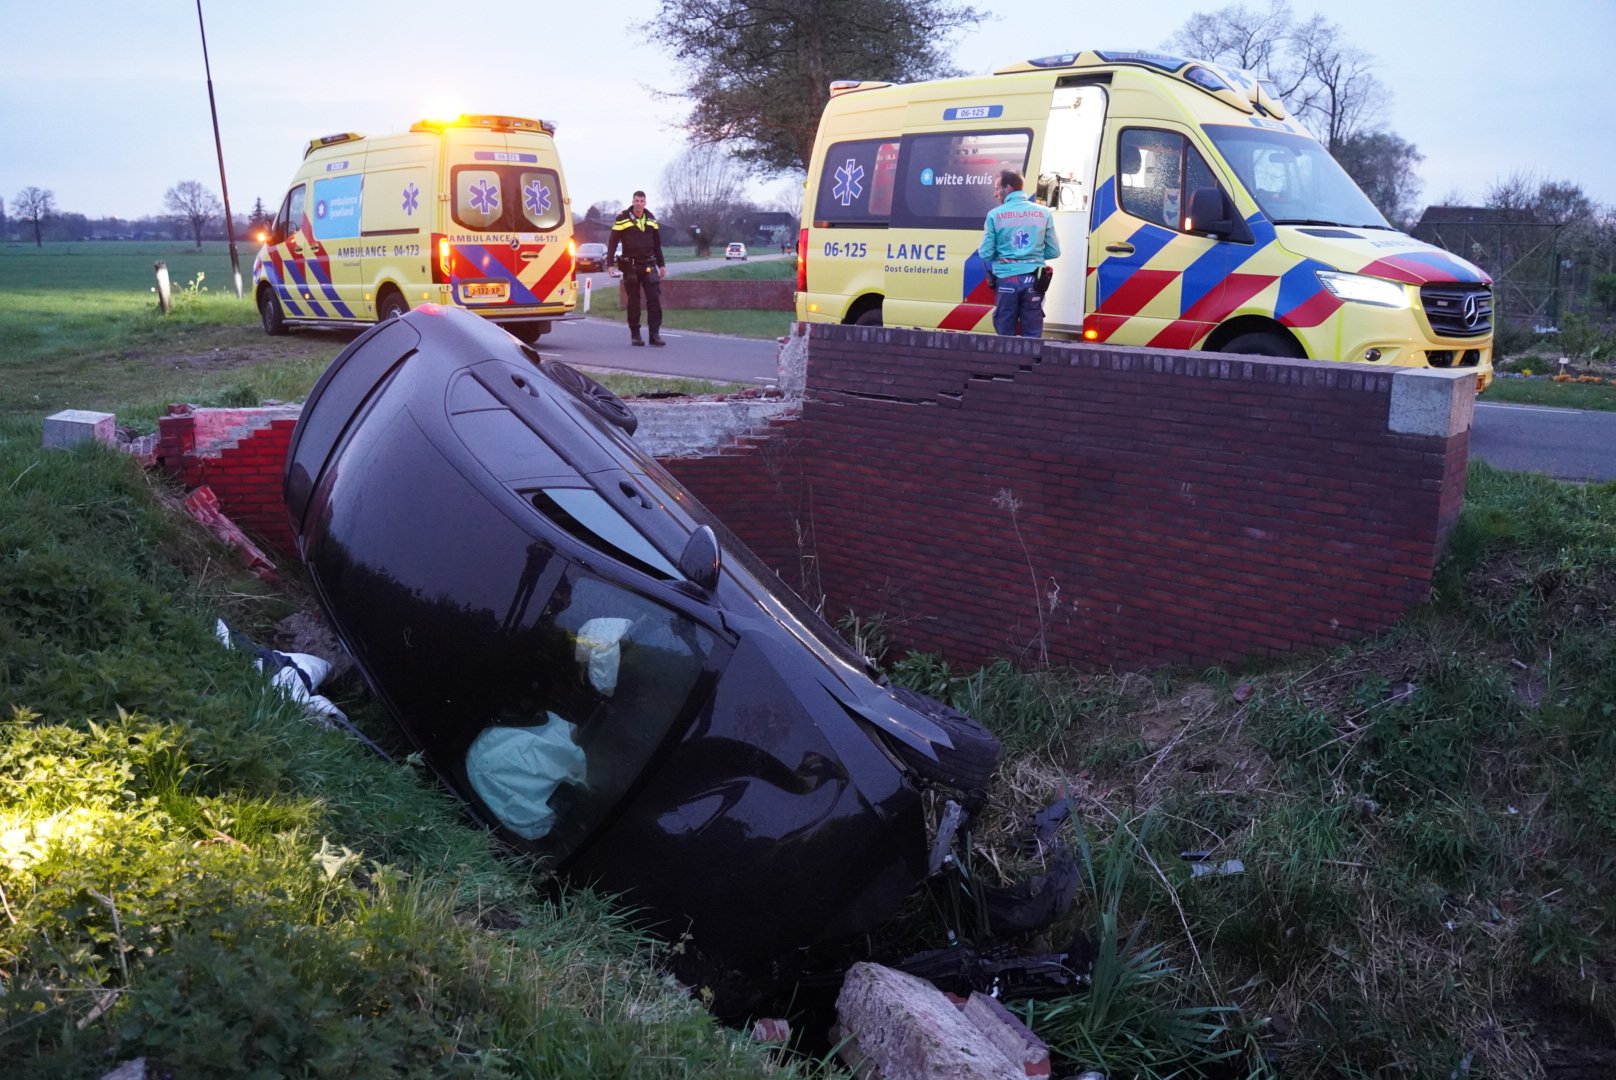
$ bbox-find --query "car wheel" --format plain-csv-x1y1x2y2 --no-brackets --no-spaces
378,292,409,323
259,290,288,336
854,306,884,327
1219,329,1304,358
544,360,638,435
886,685,1001,792
509,322,548,344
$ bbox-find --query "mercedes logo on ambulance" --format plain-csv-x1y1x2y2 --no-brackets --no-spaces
1462,292,1482,329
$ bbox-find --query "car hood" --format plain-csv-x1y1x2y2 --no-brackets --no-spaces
1273,225,1492,286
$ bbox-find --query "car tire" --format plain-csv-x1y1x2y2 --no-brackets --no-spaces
1220,329,1304,358
544,360,638,435
259,290,288,336
885,685,1001,792
854,307,884,327
378,292,409,323
509,322,548,344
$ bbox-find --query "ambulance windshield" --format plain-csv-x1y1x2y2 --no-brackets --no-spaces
1205,126,1389,230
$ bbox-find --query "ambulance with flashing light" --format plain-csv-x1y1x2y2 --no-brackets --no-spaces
253,114,579,344
795,51,1494,389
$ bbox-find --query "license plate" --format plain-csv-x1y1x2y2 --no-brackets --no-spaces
461,281,508,303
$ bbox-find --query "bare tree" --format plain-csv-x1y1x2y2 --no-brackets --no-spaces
1289,15,1387,150
1164,0,1310,105
13,186,55,248
164,180,223,249
661,146,749,255
1165,5,1387,150
586,199,623,224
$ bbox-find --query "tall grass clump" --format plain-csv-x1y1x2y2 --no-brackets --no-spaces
0,419,802,1078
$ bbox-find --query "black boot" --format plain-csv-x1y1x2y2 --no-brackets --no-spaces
649,331,665,346
630,327,644,346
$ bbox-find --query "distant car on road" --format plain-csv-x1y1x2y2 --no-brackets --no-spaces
575,242,607,273
724,242,748,261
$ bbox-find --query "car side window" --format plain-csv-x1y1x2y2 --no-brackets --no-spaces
1117,129,1219,232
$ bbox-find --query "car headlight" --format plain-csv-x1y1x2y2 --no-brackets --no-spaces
1315,270,1409,309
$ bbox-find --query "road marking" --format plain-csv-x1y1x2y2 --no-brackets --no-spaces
1476,402,1582,415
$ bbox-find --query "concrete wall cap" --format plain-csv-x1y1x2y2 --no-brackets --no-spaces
1388,368,1476,437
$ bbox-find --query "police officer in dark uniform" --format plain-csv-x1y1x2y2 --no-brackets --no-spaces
605,190,666,346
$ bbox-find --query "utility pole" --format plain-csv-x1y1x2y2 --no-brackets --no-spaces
196,0,243,299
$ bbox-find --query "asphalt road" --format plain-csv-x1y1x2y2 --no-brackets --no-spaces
1470,401,1616,483
542,254,795,384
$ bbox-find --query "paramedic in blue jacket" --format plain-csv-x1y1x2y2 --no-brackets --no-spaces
978,170,1060,337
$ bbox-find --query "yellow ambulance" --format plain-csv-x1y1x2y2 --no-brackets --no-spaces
253,114,578,344
795,51,1493,388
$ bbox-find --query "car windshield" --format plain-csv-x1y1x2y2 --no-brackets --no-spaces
1203,125,1389,229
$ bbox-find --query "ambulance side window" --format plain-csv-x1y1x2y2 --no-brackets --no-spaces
273,185,305,243
1117,129,1219,233
813,139,898,226
891,129,1031,230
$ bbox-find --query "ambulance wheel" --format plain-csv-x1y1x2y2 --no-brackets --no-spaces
544,360,638,435
378,292,409,323
1221,329,1304,358
510,322,549,344
854,307,883,327
259,290,288,336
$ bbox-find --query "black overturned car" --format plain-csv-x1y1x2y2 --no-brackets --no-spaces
283,305,1000,1011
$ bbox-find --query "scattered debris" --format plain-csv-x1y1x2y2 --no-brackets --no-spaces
214,620,346,726
751,1017,791,1044
182,486,276,580
834,962,1051,1079
1189,859,1245,878
1182,850,1246,878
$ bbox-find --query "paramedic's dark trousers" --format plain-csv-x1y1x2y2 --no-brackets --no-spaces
622,268,662,337
992,272,1043,337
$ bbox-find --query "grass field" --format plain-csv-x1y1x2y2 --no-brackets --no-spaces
4,240,1616,1076
0,242,747,426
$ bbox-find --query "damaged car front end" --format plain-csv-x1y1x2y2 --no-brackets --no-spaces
283,306,1002,1011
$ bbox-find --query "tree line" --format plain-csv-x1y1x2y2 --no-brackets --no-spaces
2,184,274,249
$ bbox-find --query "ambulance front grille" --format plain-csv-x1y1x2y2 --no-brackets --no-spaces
1420,283,1492,338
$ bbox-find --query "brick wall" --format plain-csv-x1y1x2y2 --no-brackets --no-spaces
662,325,1474,670
157,406,300,557
152,324,1473,671
628,278,794,310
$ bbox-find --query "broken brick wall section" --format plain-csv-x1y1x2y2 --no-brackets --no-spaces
157,405,301,557
662,325,1474,670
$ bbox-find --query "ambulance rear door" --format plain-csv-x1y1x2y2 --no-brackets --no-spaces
441,128,573,318
1034,82,1106,335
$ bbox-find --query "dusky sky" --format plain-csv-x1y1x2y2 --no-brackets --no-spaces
3,0,1611,225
